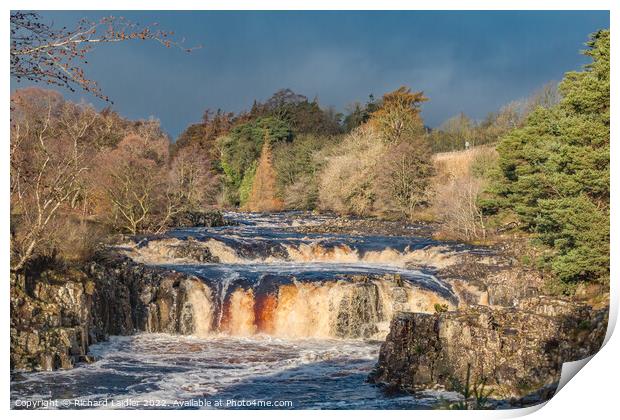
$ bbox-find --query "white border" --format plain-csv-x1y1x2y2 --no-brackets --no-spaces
3,2,617,420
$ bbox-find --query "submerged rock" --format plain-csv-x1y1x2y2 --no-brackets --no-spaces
171,238,220,263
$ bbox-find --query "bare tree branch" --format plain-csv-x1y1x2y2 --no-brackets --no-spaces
11,11,201,102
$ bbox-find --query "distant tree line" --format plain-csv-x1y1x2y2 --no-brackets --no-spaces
428,82,561,153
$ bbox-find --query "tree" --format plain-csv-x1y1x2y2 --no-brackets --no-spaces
343,94,378,132
10,11,198,102
172,123,206,155
319,86,434,219
370,86,427,143
378,140,434,219
429,83,560,153
245,137,284,212
319,125,385,216
96,134,175,234
10,89,94,271
264,88,308,110
488,29,609,285
10,86,215,270
219,117,292,205
430,112,475,151
251,89,343,136
273,133,332,209
169,143,219,210
523,81,561,115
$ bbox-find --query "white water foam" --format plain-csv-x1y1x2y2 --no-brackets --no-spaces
10,334,460,409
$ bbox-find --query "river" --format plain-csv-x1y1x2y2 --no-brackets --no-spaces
11,212,476,409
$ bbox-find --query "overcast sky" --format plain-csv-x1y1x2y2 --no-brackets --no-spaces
11,10,610,139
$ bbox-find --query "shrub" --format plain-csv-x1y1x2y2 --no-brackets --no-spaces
431,147,496,242
283,175,320,210
318,125,385,216
375,139,434,219
318,86,434,219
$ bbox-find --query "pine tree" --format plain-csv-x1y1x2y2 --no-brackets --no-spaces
246,132,284,212
487,29,609,285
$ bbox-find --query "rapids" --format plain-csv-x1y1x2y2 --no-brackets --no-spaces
11,212,483,409
11,334,461,409
120,212,470,339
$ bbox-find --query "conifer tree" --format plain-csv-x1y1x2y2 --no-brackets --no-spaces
246,132,284,212
488,29,610,285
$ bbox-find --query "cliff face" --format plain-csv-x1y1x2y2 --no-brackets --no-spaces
368,297,608,401
10,255,209,372
86,254,210,337
11,269,94,371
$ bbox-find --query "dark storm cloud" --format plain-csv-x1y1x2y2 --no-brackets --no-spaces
11,10,609,138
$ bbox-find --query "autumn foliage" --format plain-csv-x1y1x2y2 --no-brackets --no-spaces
369,86,427,143
10,88,217,271
319,87,434,219
10,27,610,292
245,139,284,212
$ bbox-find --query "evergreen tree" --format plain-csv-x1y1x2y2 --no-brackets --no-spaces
487,29,609,285
246,135,284,212
219,117,292,205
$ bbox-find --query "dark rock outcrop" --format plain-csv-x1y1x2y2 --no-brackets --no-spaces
368,297,608,402
10,254,211,372
86,253,210,336
11,269,95,371
436,253,545,308
169,238,220,263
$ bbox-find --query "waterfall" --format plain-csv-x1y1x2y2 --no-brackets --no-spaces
183,276,454,339
120,212,465,340
126,236,458,269
184,280,214,338
221,288,257,336
204,238,243,263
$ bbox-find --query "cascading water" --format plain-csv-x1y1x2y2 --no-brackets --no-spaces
124,212,459,339
11,212,474,409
